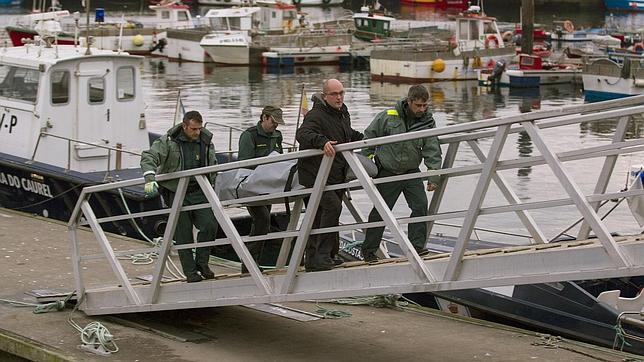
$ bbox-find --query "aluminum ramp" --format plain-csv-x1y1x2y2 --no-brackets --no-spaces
69,96,644,316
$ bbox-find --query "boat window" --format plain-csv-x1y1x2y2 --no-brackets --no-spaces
116,67,135,101
0,65,39,103
178,11,189,22
469,20,479,41
161,11,170,20
458,20,468,40
272,11,276,19
51,70,69,105
88,77,105,104
484,21,495,34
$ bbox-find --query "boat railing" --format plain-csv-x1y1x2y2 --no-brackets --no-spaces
29,132,141,179
68,95,644,314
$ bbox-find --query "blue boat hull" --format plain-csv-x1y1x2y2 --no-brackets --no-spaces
605,0,644,11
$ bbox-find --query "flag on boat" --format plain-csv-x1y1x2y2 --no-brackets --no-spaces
173,92,185,126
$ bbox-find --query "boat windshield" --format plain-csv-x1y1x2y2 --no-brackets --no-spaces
0,64,40,103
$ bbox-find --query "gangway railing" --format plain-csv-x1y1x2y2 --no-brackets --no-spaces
68,95,644,316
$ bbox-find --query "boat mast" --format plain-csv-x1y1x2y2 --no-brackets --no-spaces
84,0,91,55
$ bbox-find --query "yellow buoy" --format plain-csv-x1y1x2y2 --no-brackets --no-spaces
431,58,445,73
132,34,145,47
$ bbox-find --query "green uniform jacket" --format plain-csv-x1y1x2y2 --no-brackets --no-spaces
140,123,217,192
238,121,283,163
362,99,442,185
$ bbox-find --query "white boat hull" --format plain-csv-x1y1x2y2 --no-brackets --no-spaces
265,44,351,65
371,49,515,82
202,44,250,65
478,68,581,87
582,74,644,101
152,30,213,63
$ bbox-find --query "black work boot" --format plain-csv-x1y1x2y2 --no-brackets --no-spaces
186,273,203,283
197,264,215,280
362,250,379,264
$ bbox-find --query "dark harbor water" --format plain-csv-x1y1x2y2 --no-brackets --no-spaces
0,1,643,241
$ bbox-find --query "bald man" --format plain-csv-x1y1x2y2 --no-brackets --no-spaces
296,79,363,272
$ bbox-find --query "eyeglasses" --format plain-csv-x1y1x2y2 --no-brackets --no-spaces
324,91,345,98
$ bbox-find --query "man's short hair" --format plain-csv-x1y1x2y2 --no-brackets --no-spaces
183,110,203,124
408,85,429,102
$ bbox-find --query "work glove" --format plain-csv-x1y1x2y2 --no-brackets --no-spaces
144,174,159,199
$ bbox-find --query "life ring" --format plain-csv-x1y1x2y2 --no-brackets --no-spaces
563,20,574,33
634,42,644,53
484,34,499,49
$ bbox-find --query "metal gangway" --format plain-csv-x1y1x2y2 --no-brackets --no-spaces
69,96,644,316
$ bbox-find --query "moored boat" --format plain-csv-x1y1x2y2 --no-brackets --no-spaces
370,6,515,82
5,2,195,55
479,53,581,88
0,30,162,238
582,56,644,101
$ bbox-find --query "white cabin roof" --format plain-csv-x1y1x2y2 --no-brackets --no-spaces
352,12,395,22
0,45,141,69
204,7,261,19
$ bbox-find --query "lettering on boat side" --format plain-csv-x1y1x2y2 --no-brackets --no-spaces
0,113,18,134
0,172,53,198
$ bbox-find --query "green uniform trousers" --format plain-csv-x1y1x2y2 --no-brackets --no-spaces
361,168,428,253
170,190,218,277
243,204,271,270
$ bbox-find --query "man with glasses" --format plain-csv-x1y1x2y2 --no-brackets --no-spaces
140,110,219,283
296,79,363,272
237,106,285,273
360,85,442,263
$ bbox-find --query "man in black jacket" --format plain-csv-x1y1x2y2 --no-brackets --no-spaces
296,79,363,271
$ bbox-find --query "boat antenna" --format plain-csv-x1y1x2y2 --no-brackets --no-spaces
117,14,125,54
84,0,91,55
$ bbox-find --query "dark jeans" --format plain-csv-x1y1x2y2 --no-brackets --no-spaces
361,169,428,254
169,191,218,277
305,189,344,268
245,204,271,268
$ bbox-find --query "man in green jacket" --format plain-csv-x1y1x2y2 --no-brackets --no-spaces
237,106,284,273
140,111,219,283
360,85,442,263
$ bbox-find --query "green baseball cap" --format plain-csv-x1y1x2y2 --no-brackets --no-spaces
262,105,285,125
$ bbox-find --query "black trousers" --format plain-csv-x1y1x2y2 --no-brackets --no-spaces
245,204,271,268
305,189,343,268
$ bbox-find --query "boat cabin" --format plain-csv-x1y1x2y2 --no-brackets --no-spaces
203,4,298,35
0,41,149,174
518,53,542,70
352,11,395,41
149,3,193,30
454,6,505,51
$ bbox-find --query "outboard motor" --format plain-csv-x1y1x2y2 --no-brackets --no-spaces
150,38,167,53
487,59,506,86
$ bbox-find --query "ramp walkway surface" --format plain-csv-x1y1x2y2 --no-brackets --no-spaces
0,208,640,361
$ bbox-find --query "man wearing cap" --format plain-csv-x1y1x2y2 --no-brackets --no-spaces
237,106,285,273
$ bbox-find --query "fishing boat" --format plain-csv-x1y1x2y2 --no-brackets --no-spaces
369,5,515,82
352,6,454,42
5,2,195,55
0,23,163,238
582,56,644,101
479,54,581,88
